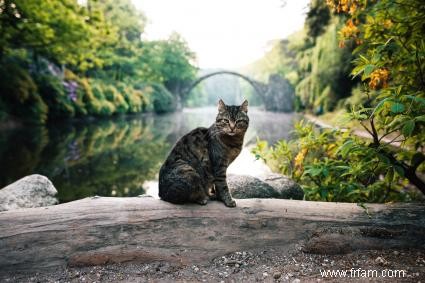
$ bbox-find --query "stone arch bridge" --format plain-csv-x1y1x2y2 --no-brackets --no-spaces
181,70,295,112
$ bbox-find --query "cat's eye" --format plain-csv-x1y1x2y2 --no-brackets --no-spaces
236,120,247,128
220,119,230,123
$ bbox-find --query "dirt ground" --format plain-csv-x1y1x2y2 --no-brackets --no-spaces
2,246,424,283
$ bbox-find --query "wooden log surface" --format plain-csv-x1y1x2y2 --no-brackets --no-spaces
0,197,424,273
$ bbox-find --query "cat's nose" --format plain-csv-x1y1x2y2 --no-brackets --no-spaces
229,122,236,131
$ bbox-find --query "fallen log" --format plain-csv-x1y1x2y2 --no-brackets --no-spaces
0,197,424,274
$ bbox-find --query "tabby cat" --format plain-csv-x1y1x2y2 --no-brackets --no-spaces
158,99,249,207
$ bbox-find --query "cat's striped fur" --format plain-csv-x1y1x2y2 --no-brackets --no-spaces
158,99,249,207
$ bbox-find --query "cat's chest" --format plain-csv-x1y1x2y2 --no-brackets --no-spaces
227,147,242,163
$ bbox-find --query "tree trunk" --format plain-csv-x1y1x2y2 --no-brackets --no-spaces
0,198,424,274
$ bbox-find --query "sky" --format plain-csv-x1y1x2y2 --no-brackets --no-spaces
132,0,309,69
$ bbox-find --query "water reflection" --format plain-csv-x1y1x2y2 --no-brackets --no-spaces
0,107,296,202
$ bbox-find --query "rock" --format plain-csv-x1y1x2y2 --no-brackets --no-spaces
228,175,275,198
262,173,304,200
273,271,282,279
374,256,387,266
0,174,58,211
228,173,303,200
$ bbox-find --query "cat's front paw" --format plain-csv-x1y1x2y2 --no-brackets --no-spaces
224,198,236,207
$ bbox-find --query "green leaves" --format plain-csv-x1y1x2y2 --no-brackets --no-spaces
394,165,405,177
390,103,405,114
257,117,420,203
402,120,415,137
363,64,376,77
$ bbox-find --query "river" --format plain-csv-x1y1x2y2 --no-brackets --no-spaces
0,107,297,202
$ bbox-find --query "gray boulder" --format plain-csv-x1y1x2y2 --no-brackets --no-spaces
228,173,303,200
0,174,58,211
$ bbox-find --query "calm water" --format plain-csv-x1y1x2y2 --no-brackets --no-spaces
0,107,296,202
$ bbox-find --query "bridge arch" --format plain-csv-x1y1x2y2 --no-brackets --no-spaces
182,71,267,99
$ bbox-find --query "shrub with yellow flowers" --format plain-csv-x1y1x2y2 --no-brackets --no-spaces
253,120,421,202
255,0,424,201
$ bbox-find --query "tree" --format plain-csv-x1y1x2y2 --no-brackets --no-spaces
87,0,146,80
326,0,425,193
0,0,110,70
137,33,197,108
254,0,424,201
305,0,331,39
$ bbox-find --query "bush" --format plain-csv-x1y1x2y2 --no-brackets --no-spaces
0,63,48,124
0,63,37,103
337,85,370,112
115,83,146,113
91,83,116,116
36,74,75,119
79,78,103,115
295,18,354,112
24,94,49,124
0,62,172,123
103,85,129,114
64,70,87,116
253,120,420,203
150,84,176,114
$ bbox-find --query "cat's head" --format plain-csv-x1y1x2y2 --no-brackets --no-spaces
215,99,249,136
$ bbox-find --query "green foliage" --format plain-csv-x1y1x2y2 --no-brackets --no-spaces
36,75,75,119
253,121,420,202
0,0,111,70
137,33,197,98
80,78,103,115
90,83,116,116
253,0,424,199
305,0,331,39
295,17,354,113
150,84,177,114
159,33,197,93
103,85,129,114
0,63,37,103
115,83,148,113
0,63,48,124
0,0,197,124
243,38,298,83
184,85,209,108
329,0,425,193
21,92,49,124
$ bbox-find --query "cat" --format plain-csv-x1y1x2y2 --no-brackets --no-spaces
158,99,249,207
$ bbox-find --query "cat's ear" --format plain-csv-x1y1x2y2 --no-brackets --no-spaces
218,99,226,112
240,100,248,113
